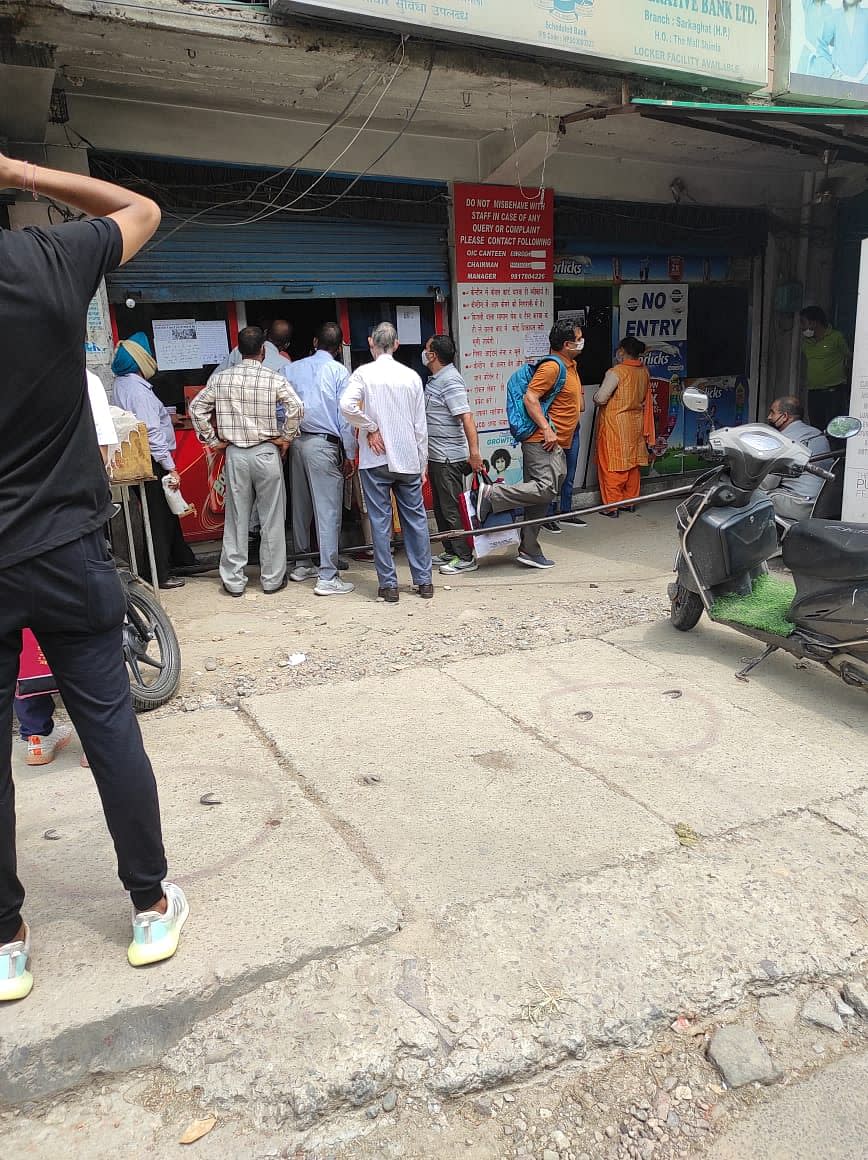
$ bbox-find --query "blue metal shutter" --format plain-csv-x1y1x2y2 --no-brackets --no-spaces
107,218,449,303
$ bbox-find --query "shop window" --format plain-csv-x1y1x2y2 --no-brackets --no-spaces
347,299,436,372
115,300,230,413
245,299,337,363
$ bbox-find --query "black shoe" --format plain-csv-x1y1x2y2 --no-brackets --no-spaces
173,561,217,575
337,556,351,571
601,509,620,519
475,483,493,525
222,583,244,598
159,576,185,589
560,516,588,528
377,586,399,603
542,521,562,534
263,575,288,594
415,583,434,599
624,505,639,514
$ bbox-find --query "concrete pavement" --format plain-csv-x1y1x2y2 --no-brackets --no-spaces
1,496,866,1156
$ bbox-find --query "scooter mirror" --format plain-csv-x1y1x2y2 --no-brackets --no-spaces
825,415,862,440
682,386,709,414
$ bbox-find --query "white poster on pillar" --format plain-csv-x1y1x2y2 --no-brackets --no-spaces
842,239,868,523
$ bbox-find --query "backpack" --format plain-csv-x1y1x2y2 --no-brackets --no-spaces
506,356,568,442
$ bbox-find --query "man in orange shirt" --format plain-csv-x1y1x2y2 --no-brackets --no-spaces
477,320,584,568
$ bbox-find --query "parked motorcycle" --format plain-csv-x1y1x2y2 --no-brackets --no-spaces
668,387,867,689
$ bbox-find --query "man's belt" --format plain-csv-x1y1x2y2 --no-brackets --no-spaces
301,431,341,446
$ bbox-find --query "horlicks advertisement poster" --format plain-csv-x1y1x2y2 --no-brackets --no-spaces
619,284,688,475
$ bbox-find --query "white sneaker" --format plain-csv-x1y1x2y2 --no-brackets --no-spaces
290,564,318,582
314,577,355,596
0,921,32,1002
25,724,73,767
128,882,189,967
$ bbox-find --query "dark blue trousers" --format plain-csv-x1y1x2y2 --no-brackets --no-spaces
14,693,55,740
0,529,167,942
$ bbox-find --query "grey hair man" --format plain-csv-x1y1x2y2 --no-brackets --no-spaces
340,322,432,603
763,395,831,522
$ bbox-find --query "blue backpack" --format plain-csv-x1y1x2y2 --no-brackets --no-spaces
506,355,568,442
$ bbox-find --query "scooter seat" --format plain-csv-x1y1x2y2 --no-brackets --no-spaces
783,518,868,582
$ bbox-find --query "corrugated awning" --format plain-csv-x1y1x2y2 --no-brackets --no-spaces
560,99,868,164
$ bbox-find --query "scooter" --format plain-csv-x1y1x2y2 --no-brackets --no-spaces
668,387,867,688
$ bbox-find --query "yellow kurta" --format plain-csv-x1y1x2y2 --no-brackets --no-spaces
596,360,655,472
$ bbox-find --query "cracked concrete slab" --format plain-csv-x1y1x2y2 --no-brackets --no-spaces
162,813,868,1132
444,638,866,835
0,709,399,1104
812,789,868,844
244,667,673,913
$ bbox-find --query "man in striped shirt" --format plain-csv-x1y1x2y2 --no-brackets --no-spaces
340,322,433,603
190,326,302,596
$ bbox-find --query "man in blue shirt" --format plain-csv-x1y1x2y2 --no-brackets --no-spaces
285,323,357,596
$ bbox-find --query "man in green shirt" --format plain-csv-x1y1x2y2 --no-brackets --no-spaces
800,305,852,433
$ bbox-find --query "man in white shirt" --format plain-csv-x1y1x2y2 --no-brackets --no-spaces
214,319,293,374
340,322,433,603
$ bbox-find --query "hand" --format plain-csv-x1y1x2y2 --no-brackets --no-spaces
541,426,559,452
0,152,21,188
165,470,181,491
468,452,484,473
341,459,357,479
367,429,386,455
210,440,229,451
421,468,429,487
271,437,291,457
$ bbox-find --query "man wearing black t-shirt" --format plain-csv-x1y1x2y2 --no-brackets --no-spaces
0,154,188,1002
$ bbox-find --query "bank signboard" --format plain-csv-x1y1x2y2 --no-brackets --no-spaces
776,0,868,103
276,0,769,88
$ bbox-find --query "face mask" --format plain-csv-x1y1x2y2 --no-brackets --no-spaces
802,329,815,339
421,350,432,367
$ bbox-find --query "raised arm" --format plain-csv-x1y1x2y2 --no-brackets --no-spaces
0,152,161,265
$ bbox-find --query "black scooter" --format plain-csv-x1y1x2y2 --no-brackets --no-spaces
668,387,867,688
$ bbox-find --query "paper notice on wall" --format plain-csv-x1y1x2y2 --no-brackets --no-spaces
196,321,230,367
396,305,422,346
523,330,550,360
85,283,113,367
153,319,203,371
557,308,586,329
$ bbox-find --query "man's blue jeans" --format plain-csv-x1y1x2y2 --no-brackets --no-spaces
360,467,433,588
549,425,581,516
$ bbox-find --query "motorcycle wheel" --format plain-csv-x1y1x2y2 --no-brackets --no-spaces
124,582,182,711
670,583,704,632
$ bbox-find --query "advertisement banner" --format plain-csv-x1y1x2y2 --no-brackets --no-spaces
682,375,750,468
555,250,732,286
454,183,554,442
780,0,868,104
278,0,769,87
619,284,688,475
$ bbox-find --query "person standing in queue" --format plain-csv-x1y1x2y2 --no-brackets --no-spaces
0,151,189,1002
190,326,302,597
285,322,357,597
475,320,584,570
340,322,433,603
422,333,484,576
594,336,655,517
111,332,198,588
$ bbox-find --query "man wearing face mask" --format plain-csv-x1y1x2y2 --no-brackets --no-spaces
422,334,484,575
762,395,831,522
799,306,851,433
476,320,584,569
